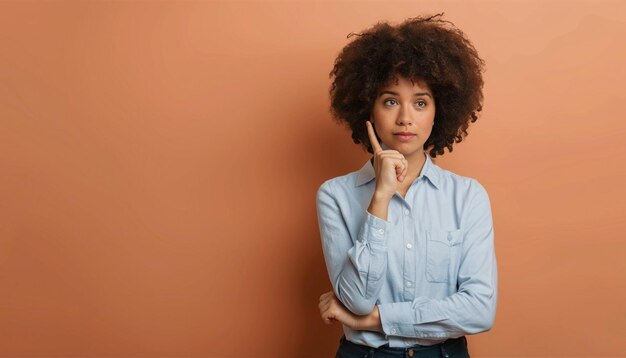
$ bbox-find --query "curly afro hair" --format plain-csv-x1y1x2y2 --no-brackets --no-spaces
328,13,486,157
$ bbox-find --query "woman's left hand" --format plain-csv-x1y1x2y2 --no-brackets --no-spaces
319,290,360,329
318,290,381,331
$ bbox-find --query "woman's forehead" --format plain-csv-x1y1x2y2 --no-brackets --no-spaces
380,75,432,92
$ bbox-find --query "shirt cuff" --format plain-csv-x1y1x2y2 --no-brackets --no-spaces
359,210,391,250
378,301,416,337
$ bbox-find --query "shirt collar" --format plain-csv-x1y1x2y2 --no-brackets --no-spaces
355,146,441,190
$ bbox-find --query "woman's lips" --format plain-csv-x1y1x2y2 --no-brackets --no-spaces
393,133,416,141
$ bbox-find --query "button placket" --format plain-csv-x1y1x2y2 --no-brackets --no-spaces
405,209,412,249
402,205,415,300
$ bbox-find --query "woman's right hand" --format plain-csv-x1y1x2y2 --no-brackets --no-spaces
366,120,408,198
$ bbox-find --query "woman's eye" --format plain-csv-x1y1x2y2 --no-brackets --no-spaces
383,99,427,107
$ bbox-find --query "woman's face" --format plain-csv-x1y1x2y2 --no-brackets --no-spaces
370,76,436,157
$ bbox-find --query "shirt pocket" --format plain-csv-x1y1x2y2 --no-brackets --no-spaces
426,228,463,283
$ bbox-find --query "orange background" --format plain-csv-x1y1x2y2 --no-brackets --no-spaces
1,1,625,357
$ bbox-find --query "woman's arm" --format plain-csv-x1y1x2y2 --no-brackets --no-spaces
316,180,392,315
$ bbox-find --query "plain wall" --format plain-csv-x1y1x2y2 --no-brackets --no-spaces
1,1,625,357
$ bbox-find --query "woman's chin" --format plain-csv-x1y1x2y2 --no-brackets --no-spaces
381,141,423,156
386,143,421,155
403,148,426,158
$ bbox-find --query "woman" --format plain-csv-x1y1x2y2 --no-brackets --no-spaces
316,13,497,358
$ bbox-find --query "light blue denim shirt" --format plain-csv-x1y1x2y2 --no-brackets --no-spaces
316,149,498,348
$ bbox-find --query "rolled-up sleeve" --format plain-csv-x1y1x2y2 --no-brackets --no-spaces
316,180,391,315
377,180,498,339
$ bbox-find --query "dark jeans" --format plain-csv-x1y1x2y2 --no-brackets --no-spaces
335,335,470,358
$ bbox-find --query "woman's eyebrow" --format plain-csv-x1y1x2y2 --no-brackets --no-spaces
378,90,432,98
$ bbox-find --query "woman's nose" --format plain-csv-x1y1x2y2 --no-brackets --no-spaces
396,105,414,125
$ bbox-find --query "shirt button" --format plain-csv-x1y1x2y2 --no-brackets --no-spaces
404,209,410,215
406,281,412,287
391,328,397,334
378,229,385,234
406,243,412,249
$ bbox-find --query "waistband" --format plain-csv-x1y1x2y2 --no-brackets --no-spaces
340,334,467,354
